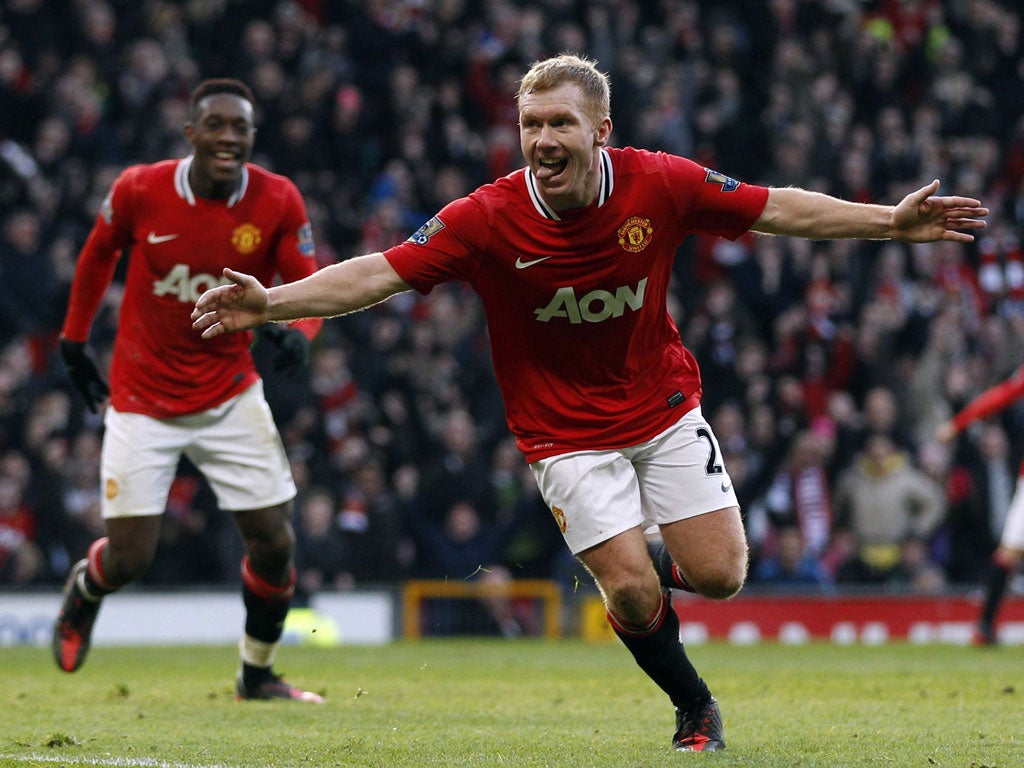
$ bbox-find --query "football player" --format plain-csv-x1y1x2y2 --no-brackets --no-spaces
193,55,987,747
54,78,323,703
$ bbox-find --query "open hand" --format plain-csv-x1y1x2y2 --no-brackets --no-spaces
191,268,269,339
891,180,989,243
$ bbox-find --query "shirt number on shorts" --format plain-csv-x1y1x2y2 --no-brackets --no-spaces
695,427,724,476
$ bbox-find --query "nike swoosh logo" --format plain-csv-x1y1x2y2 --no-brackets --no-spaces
515,256,553,269
147,232,180,244
721,480,733,492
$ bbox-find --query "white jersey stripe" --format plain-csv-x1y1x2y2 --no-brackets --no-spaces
525,167,560,220
599,147,613,204
173,156,248,208
524,148,614,221
174,157,196,206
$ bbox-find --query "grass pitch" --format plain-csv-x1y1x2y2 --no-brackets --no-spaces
1,639,1020,767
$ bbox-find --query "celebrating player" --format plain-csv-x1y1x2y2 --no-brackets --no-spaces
54,78,324,703
937,366,1024,645
192,55,987,748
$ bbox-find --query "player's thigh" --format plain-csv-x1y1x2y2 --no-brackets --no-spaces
529,449,644,555
576,525,662,612
102,407,183,519
658,506,748,596
186,382,296,512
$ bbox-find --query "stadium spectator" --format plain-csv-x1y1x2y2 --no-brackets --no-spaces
750,525,833,591
293,486,350,603
884,534,949,595
406,497,520,637
0,450,45,584
832,431,947,582
191,53,986,754
755,428,836,574
50,78,325,704
335,456,411,585
416,406,497,525
0,208,64,340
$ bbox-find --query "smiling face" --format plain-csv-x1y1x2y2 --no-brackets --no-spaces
184,93,255,199
518,81,612,212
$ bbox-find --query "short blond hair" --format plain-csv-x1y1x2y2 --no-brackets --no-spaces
517,54,611,127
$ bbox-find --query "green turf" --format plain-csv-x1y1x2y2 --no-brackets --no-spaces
1,639,1020,767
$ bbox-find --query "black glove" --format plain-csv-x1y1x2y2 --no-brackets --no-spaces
60,338,110,412
261,324,311,377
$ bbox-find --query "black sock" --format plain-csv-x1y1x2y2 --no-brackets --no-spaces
240,586,290,686
241,661,275,684
979,561,1012,629
240,556,295,645
242,582,291,644
609,591,709,709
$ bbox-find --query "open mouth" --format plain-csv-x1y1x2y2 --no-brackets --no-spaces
536,157,568,180
211,150,240,171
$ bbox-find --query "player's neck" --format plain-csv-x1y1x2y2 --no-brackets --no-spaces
540,151,603,213
542,177,601,213
188,165,241,201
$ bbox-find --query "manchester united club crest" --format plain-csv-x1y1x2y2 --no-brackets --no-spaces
617,216,653,253
231,223,263,254
551,505,567,533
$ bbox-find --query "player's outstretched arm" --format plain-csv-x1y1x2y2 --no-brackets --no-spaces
753,179,988,243
192,253,410,339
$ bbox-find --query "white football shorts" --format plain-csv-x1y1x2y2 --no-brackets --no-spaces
1000,476,1024,551
101,380,296,518
529,406,739,554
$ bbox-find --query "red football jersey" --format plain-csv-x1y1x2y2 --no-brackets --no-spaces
62,158,321,417
385,147,769,462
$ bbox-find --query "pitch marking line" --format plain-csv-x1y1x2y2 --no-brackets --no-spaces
0,754,248,768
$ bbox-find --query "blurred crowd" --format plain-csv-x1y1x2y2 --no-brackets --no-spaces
2,0,1024,607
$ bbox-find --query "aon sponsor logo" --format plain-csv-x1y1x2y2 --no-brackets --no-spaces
153,264,232,303
534,278,647,323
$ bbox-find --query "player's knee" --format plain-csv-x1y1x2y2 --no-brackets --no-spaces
602,572,662,624
688,559,747,600
684,552,749,602
671,533,748,600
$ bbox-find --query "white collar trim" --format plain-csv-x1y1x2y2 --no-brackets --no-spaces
525,148,613,221
174,156,248,207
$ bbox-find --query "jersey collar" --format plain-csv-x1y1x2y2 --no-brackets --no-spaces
174,156,249,207
525,147,613,221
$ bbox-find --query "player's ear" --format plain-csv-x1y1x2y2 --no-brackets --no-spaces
183,121,196,144
595,116,612,147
